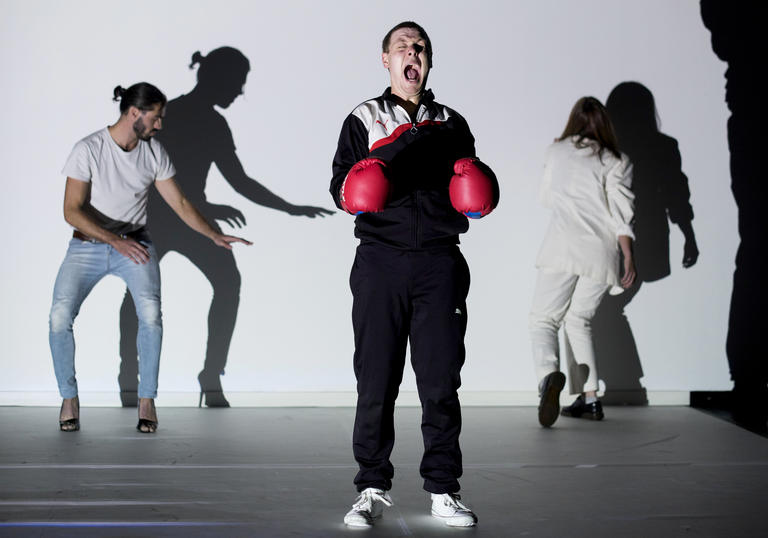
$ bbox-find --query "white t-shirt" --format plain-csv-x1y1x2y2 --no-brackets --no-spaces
62,127,176,233
535,137,635,294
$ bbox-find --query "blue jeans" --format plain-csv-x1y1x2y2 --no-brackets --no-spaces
49,237,162,399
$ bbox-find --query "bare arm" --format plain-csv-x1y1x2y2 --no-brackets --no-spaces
618,235,636,289
154,177,252,249
63,177,151,264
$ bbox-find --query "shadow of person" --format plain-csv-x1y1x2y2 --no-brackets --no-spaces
702,1,768,433
118,47,334,407
591,81,699,405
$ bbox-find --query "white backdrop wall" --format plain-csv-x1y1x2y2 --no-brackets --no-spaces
0,0,734,405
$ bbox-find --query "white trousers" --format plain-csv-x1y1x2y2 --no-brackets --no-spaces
529,270,610,394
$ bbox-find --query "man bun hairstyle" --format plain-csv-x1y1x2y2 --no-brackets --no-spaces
189,50,205,69
112,82,167,114
189,47,250,82
382,21,433,68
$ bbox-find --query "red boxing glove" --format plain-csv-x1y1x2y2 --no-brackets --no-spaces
449,157,498,218
340,158,391,214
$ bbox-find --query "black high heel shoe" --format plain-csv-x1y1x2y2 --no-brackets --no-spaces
198,390,230,408
136,418,158,433
197,372,230,408
136,398,158,433
59,417,80,431
59,397,80,432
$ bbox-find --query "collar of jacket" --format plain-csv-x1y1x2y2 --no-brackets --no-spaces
382,87,436,112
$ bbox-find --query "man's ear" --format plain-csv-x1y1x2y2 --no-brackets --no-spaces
381,52,389,69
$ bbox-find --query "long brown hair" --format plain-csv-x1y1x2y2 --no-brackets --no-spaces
557,96,621,160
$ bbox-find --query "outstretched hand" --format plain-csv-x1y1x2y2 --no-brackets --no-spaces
288,205,335,218
212,234,253,250
207,203,247,228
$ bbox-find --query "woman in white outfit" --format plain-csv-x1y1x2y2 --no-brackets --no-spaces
530,96,636,427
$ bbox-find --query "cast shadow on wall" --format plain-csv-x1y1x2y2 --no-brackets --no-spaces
118,47,333,407
592,81,699,405
701,0,767,433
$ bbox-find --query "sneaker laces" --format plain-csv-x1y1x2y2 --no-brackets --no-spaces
441,493,471,513
352,489,393,512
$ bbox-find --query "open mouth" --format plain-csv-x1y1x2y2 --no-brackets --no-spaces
404,65,420,82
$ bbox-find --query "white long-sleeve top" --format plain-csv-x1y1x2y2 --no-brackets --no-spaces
536,136,635,295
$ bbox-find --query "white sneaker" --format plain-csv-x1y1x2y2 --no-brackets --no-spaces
431,493,478,527
343,488,393,527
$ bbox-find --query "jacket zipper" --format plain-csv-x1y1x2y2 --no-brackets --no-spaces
395,102,424,247
412,104,423,246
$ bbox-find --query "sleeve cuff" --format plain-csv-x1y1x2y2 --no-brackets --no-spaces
615,224,635,240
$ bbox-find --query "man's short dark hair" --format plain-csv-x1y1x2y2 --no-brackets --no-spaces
382,21,433,68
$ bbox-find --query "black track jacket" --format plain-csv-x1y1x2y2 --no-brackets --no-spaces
331,88,479,249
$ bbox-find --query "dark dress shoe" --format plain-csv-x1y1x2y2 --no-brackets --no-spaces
538,372,566,427
561,395,604,420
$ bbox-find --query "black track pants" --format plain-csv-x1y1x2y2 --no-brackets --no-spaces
349,243,470,494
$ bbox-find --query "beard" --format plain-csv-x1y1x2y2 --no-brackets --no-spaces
132,118,156,141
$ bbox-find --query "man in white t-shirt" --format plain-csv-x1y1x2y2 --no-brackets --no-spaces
50,82,250,433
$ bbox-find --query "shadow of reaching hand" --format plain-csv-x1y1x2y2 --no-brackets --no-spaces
117,46,333,407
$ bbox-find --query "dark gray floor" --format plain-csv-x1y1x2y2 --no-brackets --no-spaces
0,406,766,537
